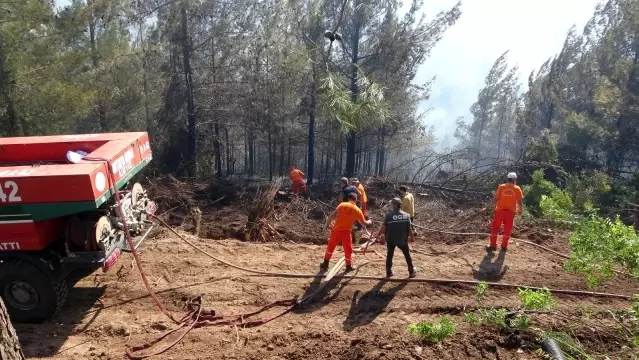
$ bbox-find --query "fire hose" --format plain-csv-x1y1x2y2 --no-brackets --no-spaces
92,163,300,359
91,162,634,358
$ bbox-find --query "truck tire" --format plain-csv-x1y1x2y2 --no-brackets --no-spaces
0,260,68,323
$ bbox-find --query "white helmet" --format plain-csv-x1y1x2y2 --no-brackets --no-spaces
507,172,517,180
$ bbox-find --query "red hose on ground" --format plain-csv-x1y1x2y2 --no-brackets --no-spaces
84,161,634,357
150,216,633,300
86,160,296,359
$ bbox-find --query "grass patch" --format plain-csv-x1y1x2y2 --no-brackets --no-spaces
518,288,556,311
408,317,456,343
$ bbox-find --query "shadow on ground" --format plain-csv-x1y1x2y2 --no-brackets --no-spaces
342,280,408,331
472,249,508,281
293,269,354,314
15,285,105,358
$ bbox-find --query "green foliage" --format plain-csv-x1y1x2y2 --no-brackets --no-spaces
518,288,556,311
523,170,574,224
566,171,611,213
539,190,576,226
535,330,596,360
464,312,481,325
0,0,94,136
565,215,639,288
510,314,531,331
408,317,456,343
476,308,507,329
631,296,639,318
464,309,530,332
523,170,556,214
318,68,389,134
526,129,559,163
475,281,488,303
599,174,639,213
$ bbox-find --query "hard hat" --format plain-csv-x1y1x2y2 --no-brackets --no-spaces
350,178,359,183
507,172,517,179
390,198,402,207
340,177,349,185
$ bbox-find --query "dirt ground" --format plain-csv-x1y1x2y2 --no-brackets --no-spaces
14,178,639,359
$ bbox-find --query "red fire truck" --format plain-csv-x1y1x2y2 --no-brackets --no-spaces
0,132,156,322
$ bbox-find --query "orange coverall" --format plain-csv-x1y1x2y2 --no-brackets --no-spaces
289,168,307,197
324,201,366,266
356,183,368,215
489,183,524,249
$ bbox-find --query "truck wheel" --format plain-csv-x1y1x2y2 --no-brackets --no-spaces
0,260,68,323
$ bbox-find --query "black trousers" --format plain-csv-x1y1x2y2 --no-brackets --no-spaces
386,242,415,272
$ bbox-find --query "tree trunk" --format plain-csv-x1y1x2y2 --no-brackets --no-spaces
225,127,231,176
279,142,285,176
0,298,25,360
345,0,362,178
181,6,197,178
87,0,108,131
244,132,248,174
267,115,273,181
307,62,318,185
214,120,222,178
137,14,153,140
378,126,386,175
248,129,254,176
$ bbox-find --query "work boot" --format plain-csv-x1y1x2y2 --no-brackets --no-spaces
409,269,416,278
345,265,357,272
386,270,393,278
319,260,329,271
486,245,497,253
500,246,508,252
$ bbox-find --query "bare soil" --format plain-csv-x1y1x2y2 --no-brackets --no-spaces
15,178,639,359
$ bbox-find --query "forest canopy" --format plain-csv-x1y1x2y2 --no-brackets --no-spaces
0,0,461,182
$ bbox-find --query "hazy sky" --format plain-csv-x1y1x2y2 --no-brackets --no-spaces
54,0,603,148
410,0,602,149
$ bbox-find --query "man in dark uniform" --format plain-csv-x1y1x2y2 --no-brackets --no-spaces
374,198,416,278
339,177,361,202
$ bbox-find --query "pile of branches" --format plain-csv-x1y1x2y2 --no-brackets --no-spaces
245,178,283,242
147,175,201,212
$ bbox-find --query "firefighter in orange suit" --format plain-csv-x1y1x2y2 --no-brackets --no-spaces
351,178,368,217
321,192,373,272
482,172,524,251
289,166,308,198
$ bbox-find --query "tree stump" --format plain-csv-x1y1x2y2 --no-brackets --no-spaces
0,297,25,360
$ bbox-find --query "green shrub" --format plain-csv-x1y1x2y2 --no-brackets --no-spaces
523,170,556,215
464,309,530,332
565,215,639,288
522,169,579,225
408,317,456,343
539,190,574,223
510,314,531,331
566,170,610,213
526,129,559,163
518,288,556,311
476,308,507,329
475,281,488,303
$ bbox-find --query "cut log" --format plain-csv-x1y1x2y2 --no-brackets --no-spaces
0,297,25,360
